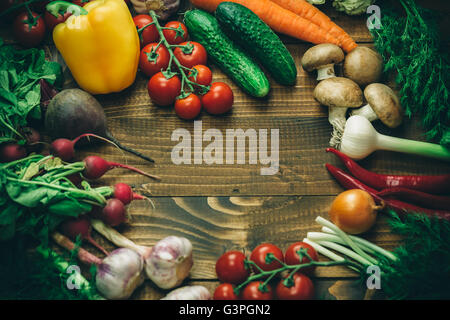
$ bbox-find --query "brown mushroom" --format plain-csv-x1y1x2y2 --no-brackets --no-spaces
351,83,403,128
314,77,363,148
343,47,383,87
301,44,345,81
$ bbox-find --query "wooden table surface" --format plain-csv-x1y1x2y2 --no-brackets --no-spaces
3,1,450,300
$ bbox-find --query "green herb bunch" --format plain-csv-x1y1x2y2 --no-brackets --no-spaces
371,0,449,146
0,236,99,300
0,155,110,245
0,39,62,142
373,211,450,300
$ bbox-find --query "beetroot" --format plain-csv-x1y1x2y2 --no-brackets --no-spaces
45,89,155,163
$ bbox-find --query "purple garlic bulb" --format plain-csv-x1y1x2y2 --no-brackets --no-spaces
145,236,193,289
96,248,145,299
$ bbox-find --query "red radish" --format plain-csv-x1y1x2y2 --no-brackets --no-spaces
101,198,127,227
59,215,109,256
0,142,27,162
51,133,118,161
82,155,161,181
113,183,146,205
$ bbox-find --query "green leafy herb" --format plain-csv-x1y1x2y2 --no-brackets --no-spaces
373,211,450,300
0,236,100,300
371,0,449,146
0,40,62,141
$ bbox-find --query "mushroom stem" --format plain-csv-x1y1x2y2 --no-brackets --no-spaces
351,104,378,122
317,64,336,81
328,106,348,149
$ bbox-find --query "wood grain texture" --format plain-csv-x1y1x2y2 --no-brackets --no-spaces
88,196,402,281
2,0,448,301
83,195,393,300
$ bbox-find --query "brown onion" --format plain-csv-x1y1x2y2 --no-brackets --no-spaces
328,189,382,234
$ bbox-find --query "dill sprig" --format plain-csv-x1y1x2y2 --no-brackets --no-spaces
371,0,449,146
373,211,450,300
0,236,100,300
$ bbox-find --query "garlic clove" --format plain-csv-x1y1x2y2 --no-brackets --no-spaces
145,236,193,289
96,248,145,300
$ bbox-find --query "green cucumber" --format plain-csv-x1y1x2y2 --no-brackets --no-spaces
216,2,297,86
183,9,270,98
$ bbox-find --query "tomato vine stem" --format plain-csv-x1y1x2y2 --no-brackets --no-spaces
233,248,361,296
148,10,210,99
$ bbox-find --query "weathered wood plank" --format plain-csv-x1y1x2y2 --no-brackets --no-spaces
86,196,402,281
77,112,450,197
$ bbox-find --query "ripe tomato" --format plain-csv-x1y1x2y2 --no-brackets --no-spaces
215,251,250,284
163,21,188,45
275,273,314,300
139,43,170,78
44,10,71,32
133,14,159,48
13,11,46,48
284,242,319,275
213,283,238,300
241,281,273,300
173,41,207,69
188,65,212,88
175,94,202,120
201,82,234,115
147,72,181,107
250,243,284,273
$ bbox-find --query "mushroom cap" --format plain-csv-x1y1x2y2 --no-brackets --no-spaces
364,83,403,128
314,77,363,108
301,44,345,72
343,47,383,87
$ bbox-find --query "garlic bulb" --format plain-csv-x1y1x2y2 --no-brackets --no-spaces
161,285,211,300
145,236,193,289
130,0,180,21
96,248,145,300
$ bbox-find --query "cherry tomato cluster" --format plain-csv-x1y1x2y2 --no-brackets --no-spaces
214,242,319,300
4,0,131,48
134,16,234,120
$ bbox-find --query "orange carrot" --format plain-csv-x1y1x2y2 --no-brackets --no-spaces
190,0,343,49
270,0,357,52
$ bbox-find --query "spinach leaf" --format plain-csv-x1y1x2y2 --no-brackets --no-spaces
0,40,62,139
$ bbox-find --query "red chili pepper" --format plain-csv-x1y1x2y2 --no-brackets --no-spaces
325,163,450,220
377,187,450,211
326,148,450,195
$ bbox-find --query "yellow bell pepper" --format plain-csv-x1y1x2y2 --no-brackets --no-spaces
47,0,140,94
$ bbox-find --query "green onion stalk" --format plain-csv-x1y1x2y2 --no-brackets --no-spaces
340,115,450,161
305,213,450,299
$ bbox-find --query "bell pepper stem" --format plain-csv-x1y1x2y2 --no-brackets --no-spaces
46,1,88,18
